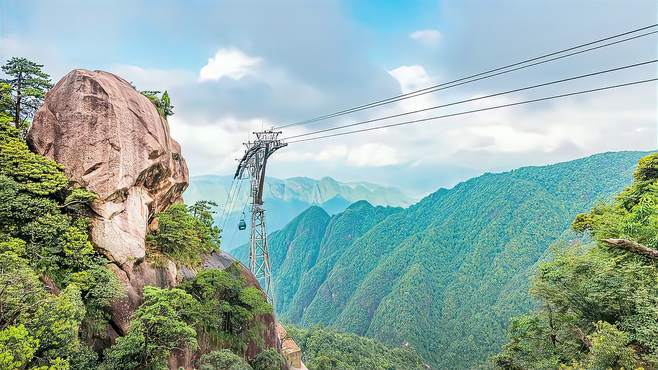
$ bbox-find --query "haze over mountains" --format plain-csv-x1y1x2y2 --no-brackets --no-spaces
185,175,415,250
233,151,648,369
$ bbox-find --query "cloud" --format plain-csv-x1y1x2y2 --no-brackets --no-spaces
347,143,401,167
388,65,432,93
110,64,193,90
409,29,441,46
199,48,262,81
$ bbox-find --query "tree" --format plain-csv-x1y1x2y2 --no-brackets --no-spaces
495,152,658,369
1,57,52,132
250,349,285,370
199,349,252,370
180,266,272,355
161,90,174,117
140,90,174,118
102,287,199,370
147,202,221,266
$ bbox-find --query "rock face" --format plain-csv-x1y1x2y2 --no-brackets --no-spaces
28,69,279,368
28,69,188,265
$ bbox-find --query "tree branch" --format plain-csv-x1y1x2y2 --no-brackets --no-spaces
602,238,658,260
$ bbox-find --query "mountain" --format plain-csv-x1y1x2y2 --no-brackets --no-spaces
185,175,415,250
233,151,648,369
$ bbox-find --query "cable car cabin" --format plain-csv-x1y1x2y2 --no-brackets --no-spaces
238,218,247,230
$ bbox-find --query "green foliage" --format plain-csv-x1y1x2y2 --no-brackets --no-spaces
249,348,284,370
199,349,252,370
0,121,67,195
147,202,221,266
0,250,87,369
102,287,199,370
1,57,52,132
70,267,124,337
103,268,273,369
0,324,39,369
140,90,174,117
495,152,658,369
234,151,647,369
180,266,272,355
0,118,121,368
287,325,426,370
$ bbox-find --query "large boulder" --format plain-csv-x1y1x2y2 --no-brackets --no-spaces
27,69,280,368
28,69,188,266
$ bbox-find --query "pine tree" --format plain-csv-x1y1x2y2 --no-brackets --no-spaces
1,57,52,132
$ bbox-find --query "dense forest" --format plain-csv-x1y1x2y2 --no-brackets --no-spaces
494,152,658,369
235,151,648,369
286,325,427,370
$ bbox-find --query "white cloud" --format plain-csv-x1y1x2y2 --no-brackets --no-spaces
111,64,193,89
199,48,262,81
409,29,441,46
388,65,432,94
347,143,401,167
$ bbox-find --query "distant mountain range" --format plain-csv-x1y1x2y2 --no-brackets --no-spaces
184,175,415,250
232,151,648,369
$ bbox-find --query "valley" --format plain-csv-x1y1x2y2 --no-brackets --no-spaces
234,151,648,369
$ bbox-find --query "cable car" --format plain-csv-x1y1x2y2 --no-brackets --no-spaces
238,218,247,231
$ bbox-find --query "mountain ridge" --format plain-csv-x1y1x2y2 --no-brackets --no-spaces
186,175,414,250
233,150,650,369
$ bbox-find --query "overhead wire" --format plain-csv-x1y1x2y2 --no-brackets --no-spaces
283,59,657,140
222,178,245,231
286,78,657,143
218,179,238,227
273,24,657,130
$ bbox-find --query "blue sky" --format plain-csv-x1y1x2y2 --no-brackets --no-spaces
1,0,656,196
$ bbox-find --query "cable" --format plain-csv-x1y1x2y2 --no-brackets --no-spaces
286,78,657,144
222,178,245,231
283,59,657,140
218,179,237,227
274,24,657,129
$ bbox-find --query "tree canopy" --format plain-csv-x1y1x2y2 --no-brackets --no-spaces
494,152,658,369
0,119,122,369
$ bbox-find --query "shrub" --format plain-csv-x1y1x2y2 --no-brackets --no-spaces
147,202,221,266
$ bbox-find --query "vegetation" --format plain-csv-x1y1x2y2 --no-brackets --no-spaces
494,152,658,369
286,325,426,370
0,116,122,368
140,90,174,117
180,266,272,355
147,201,221,266
101,264,273,369
235,151,648,369
198,349,252,370
102,287,199,369
1,57,52,134
0,59,277,369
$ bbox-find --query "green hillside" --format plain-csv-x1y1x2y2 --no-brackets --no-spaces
286,325,427,370
234,151,648,369
495,152,658,369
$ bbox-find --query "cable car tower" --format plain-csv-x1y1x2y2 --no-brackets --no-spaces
234,130,287,303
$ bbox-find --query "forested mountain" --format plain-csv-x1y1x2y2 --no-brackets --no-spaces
186,175,414,250
495,152,658,369
234,151,648,369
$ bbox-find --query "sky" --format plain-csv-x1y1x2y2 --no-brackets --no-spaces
1,0,656,196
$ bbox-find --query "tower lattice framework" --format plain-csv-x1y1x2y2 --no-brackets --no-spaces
234,130,286,303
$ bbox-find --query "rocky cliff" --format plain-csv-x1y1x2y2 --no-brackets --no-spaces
27,69,278,366
28,69,188,265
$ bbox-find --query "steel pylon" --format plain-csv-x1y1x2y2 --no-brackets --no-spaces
234,130,286,303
